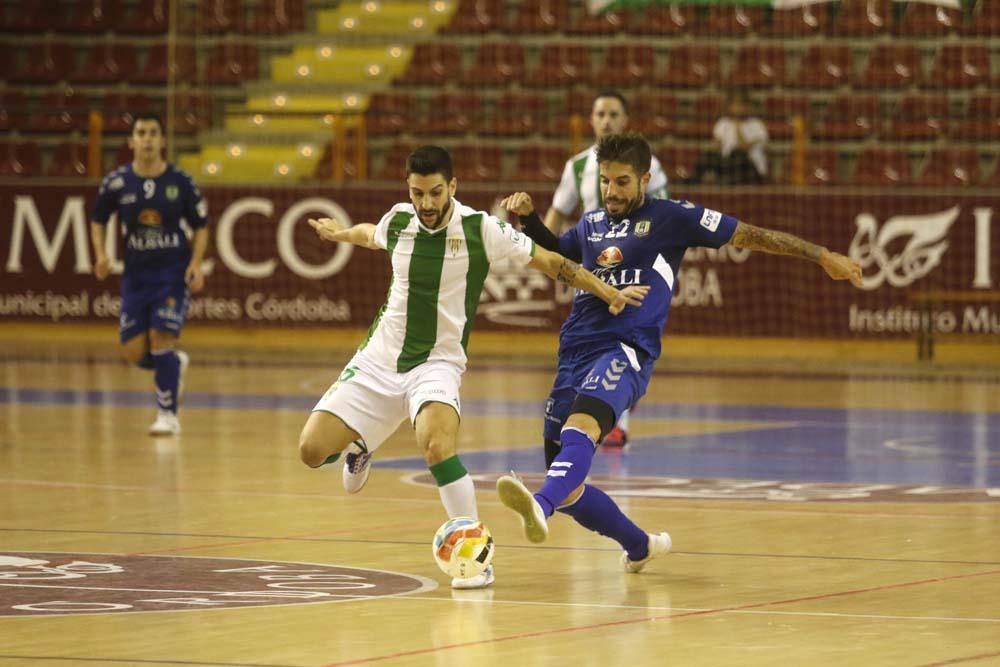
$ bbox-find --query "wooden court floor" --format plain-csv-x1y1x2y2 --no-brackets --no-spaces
1,325,999,667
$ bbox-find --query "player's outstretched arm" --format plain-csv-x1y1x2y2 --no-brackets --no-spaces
528,246,648,315
308,218,379,250
728,221,862,287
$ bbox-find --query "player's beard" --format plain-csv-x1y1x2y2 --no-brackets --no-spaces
420,199,451,229
605,191,643,220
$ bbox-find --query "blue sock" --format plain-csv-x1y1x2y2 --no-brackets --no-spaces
136,352,154,370
558,484,649,560
534,427,596,517
152,350,180,414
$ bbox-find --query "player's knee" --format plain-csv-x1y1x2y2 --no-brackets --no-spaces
298,432,329,468
420,433,456,465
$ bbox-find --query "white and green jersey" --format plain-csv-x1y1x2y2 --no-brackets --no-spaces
551,145,669,218
361,199,536,373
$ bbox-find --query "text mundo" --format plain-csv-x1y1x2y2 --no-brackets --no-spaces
5,195,355,280
0,291,351,323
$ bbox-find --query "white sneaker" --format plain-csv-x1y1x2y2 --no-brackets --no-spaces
622,532,672,573
496,474,549,543
342,446,372,494
149,410,181,436
451,564,494,590
176,350,189,404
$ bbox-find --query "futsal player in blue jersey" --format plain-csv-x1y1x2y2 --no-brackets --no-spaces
497,133,861,571
90,112,210,436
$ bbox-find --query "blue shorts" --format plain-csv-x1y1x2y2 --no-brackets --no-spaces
543,342,654,441
119,277,191,343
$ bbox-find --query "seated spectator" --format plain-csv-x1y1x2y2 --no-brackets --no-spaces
689,92,768,184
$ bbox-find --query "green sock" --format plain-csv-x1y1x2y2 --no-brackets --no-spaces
429,455,467,486
321,453,340,466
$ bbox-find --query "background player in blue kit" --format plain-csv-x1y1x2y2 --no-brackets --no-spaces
90,112,210,436
497,133,862,572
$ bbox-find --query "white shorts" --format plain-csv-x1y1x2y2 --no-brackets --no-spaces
312,351,463,453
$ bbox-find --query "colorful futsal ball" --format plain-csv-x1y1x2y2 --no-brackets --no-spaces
432,517,495,579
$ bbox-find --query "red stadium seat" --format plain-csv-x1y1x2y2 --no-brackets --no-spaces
924,45,990,89
365,91,417,137
482,91,547,137
833,0,892,36
950,95,1000,141
656,145,702,185
251,0,305,34
103,92,153,134
630,93,679,138
727,45,785,88
855,45,921,90
964,0,1000,35
596,45,656,88
701,5,765,37
3,0,65,33
119,0,168,33
451,144,503,182
62,0,121,33
676,95,724,140
851,148,911,186
658,45,720,88
0,141,41,177
788,45,851,90
567,9,624,35
205,43,259,84
802,148,840,185
378,142,417,180
627,5,698,35
398,44,461,86
916,148,980,187
896,1,960,36
45,142,89,178
199,0,242,33
11,42,75,83
137,44,197,83
812,95,881,142
513,145,565,182
174,93,213,135
462,43,526,87
75,43,139,84
420,93,482,136
765,4,828,36
509,0,568,34
0,91,29,132
313,142,363,181
444,0,504,34
24,89,90,133
526,44,593,87
883,95,948,141
763,95,810,141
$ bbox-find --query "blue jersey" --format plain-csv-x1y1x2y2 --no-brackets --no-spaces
92,163,208,282
556,198,738,361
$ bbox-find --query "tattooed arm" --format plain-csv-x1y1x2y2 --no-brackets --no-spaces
528,246,648,315
729,221,862,287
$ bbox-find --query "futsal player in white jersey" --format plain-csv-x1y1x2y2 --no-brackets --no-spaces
545,91,668,449
299,146,648,589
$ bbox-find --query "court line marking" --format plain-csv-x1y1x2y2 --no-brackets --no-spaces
917,650,1000,666
322,567,1000,666
0,656,300,667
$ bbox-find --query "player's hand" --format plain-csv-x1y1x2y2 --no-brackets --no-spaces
309,217,349,243
499,192,535,217
94,255,110,281
608,285,649,315
185,263,205,292
820,250,863,288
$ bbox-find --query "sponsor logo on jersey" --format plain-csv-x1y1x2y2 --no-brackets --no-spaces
450,238,462,255
138,209,162,227
596,246,623,268
700,208,722,232
165,185,179,201
586,210,607,223
108,176,125,192
635,220,651,237
588,232,605,242
120,193,137,205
